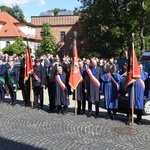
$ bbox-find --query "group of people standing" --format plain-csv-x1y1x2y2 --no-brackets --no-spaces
0,53,149,125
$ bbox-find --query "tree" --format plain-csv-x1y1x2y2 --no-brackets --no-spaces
0,5,14,16
12,4,26,22
38,23,56,56
47,8,67,16
78,0,150,58
2,37,26,55
0,4,26,22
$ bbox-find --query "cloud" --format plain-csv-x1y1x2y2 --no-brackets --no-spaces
0,0,46,6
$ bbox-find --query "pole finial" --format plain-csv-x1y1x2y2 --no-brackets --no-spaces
73,31,77,39
131,32,135,42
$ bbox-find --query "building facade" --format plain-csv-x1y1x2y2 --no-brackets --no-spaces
0,12,41,54
31,14,81,56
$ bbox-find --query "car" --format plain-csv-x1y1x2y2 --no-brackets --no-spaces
139,51,150,62
118,70,150,115
116,58,128,71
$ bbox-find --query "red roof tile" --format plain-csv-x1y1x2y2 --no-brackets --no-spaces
0,12,26,37
0,12,41,40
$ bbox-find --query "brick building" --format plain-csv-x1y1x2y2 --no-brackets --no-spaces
31,14,81,56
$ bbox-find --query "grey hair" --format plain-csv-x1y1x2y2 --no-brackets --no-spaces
57,66,63,71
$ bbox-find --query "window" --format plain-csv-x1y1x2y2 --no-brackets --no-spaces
60,31,65,42
6,41,10,46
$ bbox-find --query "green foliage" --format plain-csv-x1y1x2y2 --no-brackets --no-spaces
0,4,26,22
79,51,100,59
12,4,26,22
39,23,56,56
78,0,150,58
2,37,26,55
47,8,67,16
0,5,14,16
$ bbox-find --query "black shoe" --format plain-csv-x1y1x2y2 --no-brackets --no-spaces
57,110,61,115
111,115,116,120
94,115,98,119
87,112,92,118
10,102,16,106
47,109,51,112
135,119,142,125
77,111,82,115
33,105,39,109
12,103,16,106
136,121,141,125
95,113,99,119
62,111,67,115
105,116,111,120
126,120,132,126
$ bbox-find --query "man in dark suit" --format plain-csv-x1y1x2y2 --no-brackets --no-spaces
19,56,30,107
6,58,19,106
46,59,57,112
32,58,46,109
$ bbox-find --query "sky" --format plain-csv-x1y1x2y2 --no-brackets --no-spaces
0,0,82,22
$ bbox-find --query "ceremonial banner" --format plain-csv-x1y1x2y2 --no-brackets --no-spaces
69,38,82,89
24,48,33,83
125,43,140,87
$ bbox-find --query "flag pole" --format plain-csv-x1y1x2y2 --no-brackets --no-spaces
27,35,34,108
131,33,135,125
75,88,77,115
30,77,34,107
131,84,134,124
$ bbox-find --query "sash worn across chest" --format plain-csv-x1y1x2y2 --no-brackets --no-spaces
86,68,100,88
33,72,41,83
137,79,145,90
55,75,67,90
107,73,119,91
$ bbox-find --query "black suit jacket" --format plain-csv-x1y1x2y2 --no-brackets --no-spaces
7,66,19,85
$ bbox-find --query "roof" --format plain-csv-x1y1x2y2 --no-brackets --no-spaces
0,12,41,40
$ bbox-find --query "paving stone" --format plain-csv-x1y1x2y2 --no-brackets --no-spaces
0,90,149,149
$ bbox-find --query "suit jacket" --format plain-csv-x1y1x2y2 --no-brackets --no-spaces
33,64,46,87
7,66,19,85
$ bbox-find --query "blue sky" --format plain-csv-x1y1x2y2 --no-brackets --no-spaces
0,0,82,22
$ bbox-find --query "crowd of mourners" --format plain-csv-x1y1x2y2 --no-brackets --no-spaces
0,52,149,125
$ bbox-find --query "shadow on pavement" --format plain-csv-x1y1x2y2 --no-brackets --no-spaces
0,136,44,150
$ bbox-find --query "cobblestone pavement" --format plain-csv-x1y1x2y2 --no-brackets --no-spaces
0,90,150,150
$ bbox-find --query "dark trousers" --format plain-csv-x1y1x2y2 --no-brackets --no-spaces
33,86,43,109
77,100,86,114
88,101,99,116
47,81,56,110
21,81,30,106
7,84,16,104
127,109,142,122
0,84,5,102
